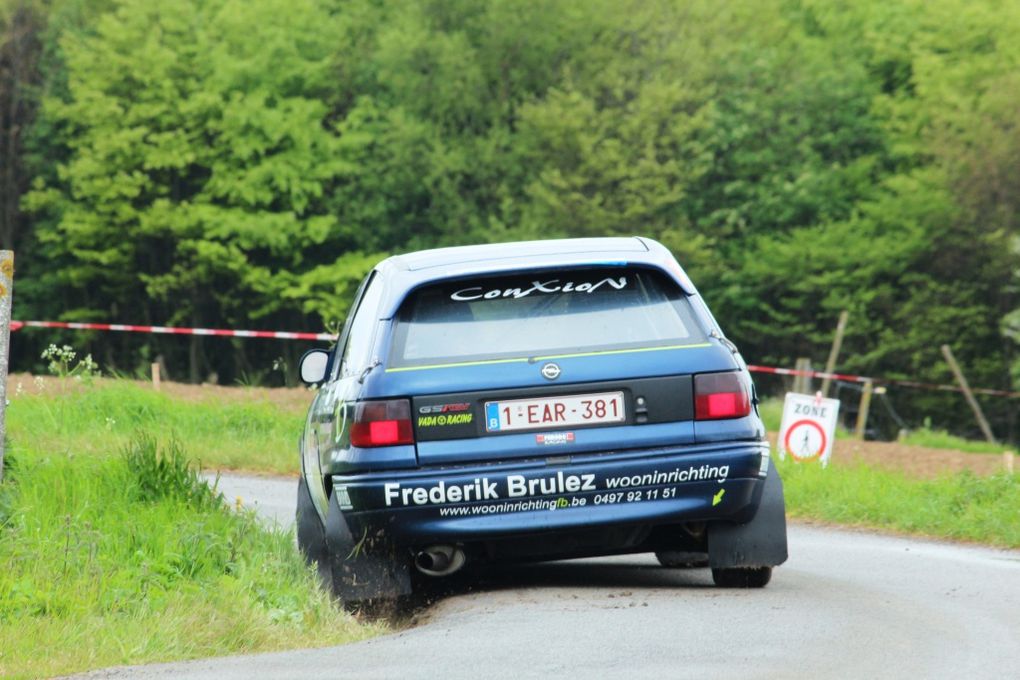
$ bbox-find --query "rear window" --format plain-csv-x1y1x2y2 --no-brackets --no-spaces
389,267,706,368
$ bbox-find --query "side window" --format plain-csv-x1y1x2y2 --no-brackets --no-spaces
339,272,384,377
328,273,373,380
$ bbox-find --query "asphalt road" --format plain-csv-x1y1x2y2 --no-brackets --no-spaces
82,473,1020,680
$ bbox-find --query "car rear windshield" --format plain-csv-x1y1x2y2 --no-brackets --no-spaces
388,267,706,368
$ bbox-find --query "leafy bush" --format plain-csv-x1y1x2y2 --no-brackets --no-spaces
40,345,100,381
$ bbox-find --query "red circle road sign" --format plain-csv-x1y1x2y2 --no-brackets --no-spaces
783,419,828,462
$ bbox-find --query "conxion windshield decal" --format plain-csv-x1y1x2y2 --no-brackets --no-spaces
450,276,627,302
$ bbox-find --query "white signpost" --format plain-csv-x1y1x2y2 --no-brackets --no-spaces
777,392,840,467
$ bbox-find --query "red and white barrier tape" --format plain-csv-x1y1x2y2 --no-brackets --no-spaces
10,320,335,342
9,319,1018,397
747,364,1020,399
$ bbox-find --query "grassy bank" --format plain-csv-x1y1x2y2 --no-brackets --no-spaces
0,437,378,679
777,457,1020,548
7,378,304,474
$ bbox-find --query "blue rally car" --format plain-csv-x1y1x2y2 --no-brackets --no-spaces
296,237,787,604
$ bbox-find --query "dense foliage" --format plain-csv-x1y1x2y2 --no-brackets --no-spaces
1,0,1018,439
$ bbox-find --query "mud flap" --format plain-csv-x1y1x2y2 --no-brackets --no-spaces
296,477,327,566
708,467,788,569
323,490,412,603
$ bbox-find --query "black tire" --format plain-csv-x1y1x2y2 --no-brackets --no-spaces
655,550,709,568
711,566,772,588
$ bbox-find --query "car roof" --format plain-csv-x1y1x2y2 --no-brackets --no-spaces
388,237,649,271
374,237,697,318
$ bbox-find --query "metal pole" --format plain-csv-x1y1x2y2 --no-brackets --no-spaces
940,344,996,443
821,310,849,397
854,380,873,440
0,251,13,482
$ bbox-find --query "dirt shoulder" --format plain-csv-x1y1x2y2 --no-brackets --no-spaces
768,432,1011,478
8,372,312,411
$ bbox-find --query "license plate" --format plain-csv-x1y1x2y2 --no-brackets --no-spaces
484,391,626,432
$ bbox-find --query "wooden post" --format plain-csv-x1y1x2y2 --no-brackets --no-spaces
1004,451,1015,475
793,357,812,394
151,362,161,390
821,310,849,397
0,251,13,482
854,380,874,440
940,344,996,443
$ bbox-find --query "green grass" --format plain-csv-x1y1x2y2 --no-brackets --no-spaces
0,436,380,679
7,380,305,474
777,456,1020,547
897,427,1007,454
757,397,784,433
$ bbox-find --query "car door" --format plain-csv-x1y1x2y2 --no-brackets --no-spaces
303,271,381,516
312,271,388,477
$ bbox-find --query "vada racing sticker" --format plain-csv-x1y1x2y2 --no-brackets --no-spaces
417,412,473,427
416,402,474,428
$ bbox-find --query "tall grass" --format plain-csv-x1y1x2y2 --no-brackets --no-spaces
897,427,1006,454
0,436,379,679
777,457,1020,547
6,380,305,473
756,397,784,433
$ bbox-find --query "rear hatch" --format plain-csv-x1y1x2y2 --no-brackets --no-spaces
380,266,744,466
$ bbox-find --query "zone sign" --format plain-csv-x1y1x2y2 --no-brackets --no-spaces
777,392,840,466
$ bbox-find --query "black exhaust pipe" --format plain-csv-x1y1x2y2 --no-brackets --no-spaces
414,545,465,576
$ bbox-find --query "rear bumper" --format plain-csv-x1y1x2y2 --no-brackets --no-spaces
332,441,770,545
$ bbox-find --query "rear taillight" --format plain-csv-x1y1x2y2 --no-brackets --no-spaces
695,372,751,420
350,399,415,447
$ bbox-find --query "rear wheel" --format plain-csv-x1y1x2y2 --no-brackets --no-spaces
297,478,414,610
295,478,332,584
323,489,413,609
711,566,772,588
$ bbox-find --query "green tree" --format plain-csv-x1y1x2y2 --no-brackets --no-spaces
0,0,45,250
9,0,1019,443
25,0,378,380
